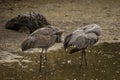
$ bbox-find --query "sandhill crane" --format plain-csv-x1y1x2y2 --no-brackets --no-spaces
64,24,101,66
21,26,63,72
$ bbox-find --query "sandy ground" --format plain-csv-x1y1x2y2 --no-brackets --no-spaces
0,0,120,63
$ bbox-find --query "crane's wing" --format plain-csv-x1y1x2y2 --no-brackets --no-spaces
73,35,88,49
30,27,50,36
31,26,59,36
84,24,101,36
69,34,87,54
69,33,98,54
21,34,55,51
86,32,99,45
21,36,36,51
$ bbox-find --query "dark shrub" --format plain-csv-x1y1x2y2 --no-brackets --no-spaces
5,12,50,33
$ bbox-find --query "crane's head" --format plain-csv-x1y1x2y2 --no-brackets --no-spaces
35,25,64,43
48,26,64,43
44,26,64,43
54,30,64,43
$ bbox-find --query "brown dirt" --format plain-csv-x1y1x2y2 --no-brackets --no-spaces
0,0,120,62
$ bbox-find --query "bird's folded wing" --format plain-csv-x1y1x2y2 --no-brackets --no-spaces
86,33,98,46
73,35,88,49
30,28,50,36
73,33,98,49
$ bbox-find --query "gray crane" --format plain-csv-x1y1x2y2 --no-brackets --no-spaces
21,26,63,72
64,24,101,66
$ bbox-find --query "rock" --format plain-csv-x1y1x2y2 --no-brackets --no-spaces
113,38,118,40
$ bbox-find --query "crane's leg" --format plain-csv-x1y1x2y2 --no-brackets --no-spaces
40,48,44,72
45,48,48,73
81,49,87,66
81,51,84,66
83,50,87,66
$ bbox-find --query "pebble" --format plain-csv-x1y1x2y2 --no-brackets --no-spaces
62,61,65,64
67,60,71,64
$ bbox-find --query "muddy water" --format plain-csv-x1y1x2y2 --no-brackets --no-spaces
0,42,120,80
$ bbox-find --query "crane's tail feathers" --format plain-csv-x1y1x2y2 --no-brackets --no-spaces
21,37,35,51
64,34,72,50
69,48,80,54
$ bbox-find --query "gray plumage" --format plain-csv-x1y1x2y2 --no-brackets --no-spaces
21,25,63,72
64,24,101,66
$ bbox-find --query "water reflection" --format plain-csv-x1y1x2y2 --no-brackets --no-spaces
0,42,120,80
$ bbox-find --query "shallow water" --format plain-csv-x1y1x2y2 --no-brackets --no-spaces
0,42,120,80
